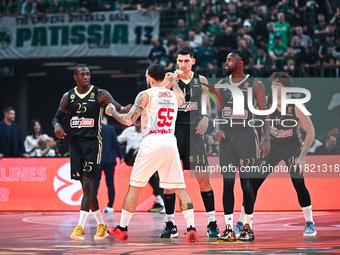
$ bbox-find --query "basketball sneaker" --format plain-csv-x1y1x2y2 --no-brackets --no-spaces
70,225,85,241
234,221,244,238
148,202,164,213
207,221,220,238
303,221,317,236
94,223,109,240
186,226,198,242
107,225,128,240
239,223,254,241
159,221,179,238
103,206,114,214
217,225,236,242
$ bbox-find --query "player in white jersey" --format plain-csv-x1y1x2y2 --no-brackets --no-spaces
105,64,198,242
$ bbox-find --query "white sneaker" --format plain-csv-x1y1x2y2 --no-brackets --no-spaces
103,206,114,214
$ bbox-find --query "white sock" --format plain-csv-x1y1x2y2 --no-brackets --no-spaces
78,210,89,228
166,214,175,224
245,214,253,228
224,214,233,227
302,205,313,222
156,195,164,206
120,209,134,228
207,211,215,223
239,206,246,223
92,209,105,225
182,209,195,228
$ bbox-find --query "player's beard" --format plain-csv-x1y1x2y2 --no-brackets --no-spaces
225,65,233,76
225,69,232,76
147,81,151,89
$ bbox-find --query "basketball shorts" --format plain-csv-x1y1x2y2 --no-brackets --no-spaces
260,142,303,179
69,136,101,180
130,135,186,189
175,124,208,170
219,127,261,178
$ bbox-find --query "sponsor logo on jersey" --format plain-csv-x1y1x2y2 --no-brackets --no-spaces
70,116,94,128
270,126,293,138
149,128,173,134
178,101,198,112
53,163,82,206
222,107,248,119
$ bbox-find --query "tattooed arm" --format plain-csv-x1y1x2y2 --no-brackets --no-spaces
105,91,149,126
164,72,185,107
98,89,132,113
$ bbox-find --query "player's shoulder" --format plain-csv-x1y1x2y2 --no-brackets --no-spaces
198,74,208,83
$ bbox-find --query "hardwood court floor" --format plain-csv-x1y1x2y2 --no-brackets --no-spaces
0,211,339,254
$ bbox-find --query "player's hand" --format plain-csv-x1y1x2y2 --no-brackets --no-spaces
260,137,270,158
174,69,184,80
123,104,133,113
106,103,116,116
196,116,209,135
294,155,305,176
165,72,176,83
23,153,30,158
215,130,225,141
54,123,66,139
0,153,4,159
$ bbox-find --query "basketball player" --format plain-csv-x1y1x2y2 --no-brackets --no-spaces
106,64,198,242
160,46,220,239
237,72,317,236
215,50,270,242
52,64,130,241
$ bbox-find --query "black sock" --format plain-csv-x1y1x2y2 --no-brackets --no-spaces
164,193,176,215
201,190,215,212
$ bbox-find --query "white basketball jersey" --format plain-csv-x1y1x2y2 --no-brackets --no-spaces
141,87,178,138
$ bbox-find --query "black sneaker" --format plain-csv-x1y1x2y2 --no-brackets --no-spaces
148,202,164,213
239,223,254,241
207,221,220,238
217,225,236,242
159,222,179,238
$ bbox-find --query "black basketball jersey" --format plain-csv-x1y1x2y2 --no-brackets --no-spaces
67,85,103,138
176,72,202,125
219,74,255,131
267,95,302,147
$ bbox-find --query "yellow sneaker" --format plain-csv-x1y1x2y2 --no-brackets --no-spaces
94,223,109,240
70,225,85,241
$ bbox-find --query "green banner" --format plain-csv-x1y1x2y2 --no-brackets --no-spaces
0,10,160,59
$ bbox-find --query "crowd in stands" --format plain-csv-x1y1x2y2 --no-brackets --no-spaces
146,0,340,78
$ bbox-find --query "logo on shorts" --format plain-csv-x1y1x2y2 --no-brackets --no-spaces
53,163,82,206
70,117,94,128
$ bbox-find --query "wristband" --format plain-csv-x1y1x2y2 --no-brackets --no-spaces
202,115,210,120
